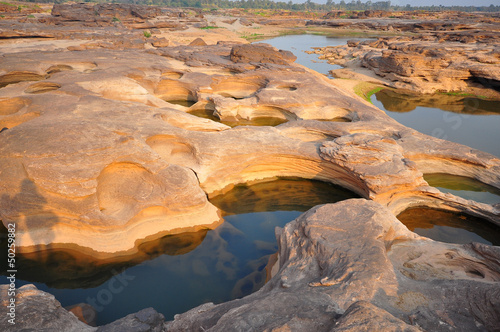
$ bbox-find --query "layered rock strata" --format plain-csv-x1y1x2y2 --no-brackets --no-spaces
2,41,500,256
1,4,500,331
3,200,499,331
309,32,500,94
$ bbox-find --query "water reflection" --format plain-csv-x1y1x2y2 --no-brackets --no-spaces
424,173,500,205
374,89,500,114
188,109,288,127
371,89,500,157
0,178,358,325
397,207,500,246
262,34,372,76
0,230,207,289
210,178,359,215
165,99,197,108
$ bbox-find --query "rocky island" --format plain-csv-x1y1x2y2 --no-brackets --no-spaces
1,2,500,331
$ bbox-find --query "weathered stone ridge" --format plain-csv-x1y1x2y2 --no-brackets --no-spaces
6,201,498,331
310,33,500,95
1,3,500,331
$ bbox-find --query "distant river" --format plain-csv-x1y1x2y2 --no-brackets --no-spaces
263,34,500,158
262,33,369,76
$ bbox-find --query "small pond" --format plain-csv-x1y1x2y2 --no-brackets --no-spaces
424,173,500,205
397,207,500,246
2,33,500,327
0,178,359,325
371,89,500,158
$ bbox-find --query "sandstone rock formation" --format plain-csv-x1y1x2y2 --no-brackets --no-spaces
1,28,499,265
310,32,500,95
165,200,500,331
4,200,498,331
1,4,500,331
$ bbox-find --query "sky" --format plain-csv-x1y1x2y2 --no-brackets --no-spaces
303,0,497,6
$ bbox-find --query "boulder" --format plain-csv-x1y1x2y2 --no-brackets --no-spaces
230,43,297,65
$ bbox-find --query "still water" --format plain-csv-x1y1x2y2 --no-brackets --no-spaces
371,89,500,158
262,33,370,76
2,34,500,326
397,207,500,246
0,179,359,325
424,173,500,205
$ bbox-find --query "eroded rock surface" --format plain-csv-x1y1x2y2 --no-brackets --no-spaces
1,4,500,331
310,32,500,94
165,200,500,331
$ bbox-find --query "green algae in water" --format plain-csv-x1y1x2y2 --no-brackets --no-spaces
424,173,500,205
0,178,359,325
397,207,500,246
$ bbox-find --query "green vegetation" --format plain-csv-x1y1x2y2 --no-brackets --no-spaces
27,14,35,18
353,82,384,103
365,86,384,101
440,91,489,99
241,32,264,40
0,1,15,6
199,25,219,29
112,16,120,22
11,0,500,13
143,30,151,38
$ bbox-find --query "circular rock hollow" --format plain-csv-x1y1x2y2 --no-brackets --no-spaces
211,75,267,99
97,162,158,221
397,207,500,246
46,64,73,75
275,84,298,91
24,82,61,94
155,79,197,106
0,71,45,88
423,173,500,205
146,135,198,169
218,106,296,127
0,97,30,115
161,71,184,79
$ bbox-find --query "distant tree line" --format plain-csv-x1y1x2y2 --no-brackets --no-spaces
21,0,500,12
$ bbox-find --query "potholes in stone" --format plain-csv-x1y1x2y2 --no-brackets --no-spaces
211,76,267,99
0,71,45,89
1,177,359,325
46,64,73,76
275,84,298,91
24,82,61,94
155,79,197,106
146,135,198,169
0,97,30,115
424,173,500,205
397,207,500,246
188,108,288,128
166,100,197,107
161,71,184,80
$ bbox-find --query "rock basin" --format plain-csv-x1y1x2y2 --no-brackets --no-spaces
1,4,500,331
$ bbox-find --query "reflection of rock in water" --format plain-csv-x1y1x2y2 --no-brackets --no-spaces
397,207,500,246
424,173,500,196
231,255,269,299
375,89,500,115
210,177,359,215
3,229,207,289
